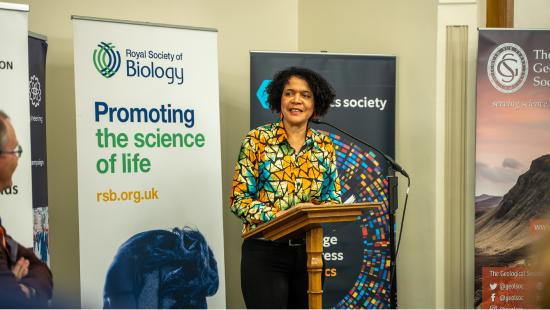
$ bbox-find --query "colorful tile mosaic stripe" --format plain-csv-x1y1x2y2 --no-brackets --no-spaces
326,132,392,309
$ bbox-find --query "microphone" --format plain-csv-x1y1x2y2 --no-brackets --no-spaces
310,118,409,178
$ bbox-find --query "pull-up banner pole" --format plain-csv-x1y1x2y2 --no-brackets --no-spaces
73,16,225,308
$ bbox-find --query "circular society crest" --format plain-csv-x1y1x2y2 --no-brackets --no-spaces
487,43,528,93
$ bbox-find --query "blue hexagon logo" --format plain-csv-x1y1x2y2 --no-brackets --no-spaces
256,80,272,109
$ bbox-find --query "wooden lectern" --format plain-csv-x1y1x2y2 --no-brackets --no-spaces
241,202,380,309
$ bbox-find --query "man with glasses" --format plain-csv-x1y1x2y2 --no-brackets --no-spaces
0,110,53,308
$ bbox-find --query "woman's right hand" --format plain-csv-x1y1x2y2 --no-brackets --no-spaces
294,202,314,208
275,209,289,218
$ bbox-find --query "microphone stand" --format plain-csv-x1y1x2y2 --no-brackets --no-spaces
310,118,408,309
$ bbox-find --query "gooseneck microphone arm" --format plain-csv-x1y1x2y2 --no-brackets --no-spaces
310,118,408,178
310,117,410,309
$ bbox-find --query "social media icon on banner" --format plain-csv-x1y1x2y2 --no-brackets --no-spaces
490,283,497,290
491,293,496,302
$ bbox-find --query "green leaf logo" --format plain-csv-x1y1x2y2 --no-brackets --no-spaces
93,42,121,78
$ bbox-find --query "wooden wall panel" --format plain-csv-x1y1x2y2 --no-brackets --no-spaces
487,0,514,28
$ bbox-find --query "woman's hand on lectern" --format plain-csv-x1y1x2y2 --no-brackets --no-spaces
275,203,314,218
295,202,314,208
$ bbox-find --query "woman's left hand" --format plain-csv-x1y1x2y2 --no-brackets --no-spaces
275,203,314,218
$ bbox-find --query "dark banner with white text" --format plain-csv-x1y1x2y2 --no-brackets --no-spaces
250,52,396,309
28,34,49,267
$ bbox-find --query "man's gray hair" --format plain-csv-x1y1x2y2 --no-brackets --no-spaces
0,110,10,151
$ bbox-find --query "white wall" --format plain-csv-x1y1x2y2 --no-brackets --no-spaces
515,0,550,28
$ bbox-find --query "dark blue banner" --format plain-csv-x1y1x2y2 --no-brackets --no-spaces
250,52,396,309
28,34,49,266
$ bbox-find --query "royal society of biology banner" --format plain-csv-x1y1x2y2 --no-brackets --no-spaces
0,3,33,247
73,17,225,309
250,52,396,309
475,29,550,309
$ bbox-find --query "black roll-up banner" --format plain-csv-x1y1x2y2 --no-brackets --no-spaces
250,52,396,309
28,35,49,267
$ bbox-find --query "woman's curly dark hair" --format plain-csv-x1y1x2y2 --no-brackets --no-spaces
265,67,336,118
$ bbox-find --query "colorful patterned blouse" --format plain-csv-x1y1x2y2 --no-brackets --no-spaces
230,119,342,233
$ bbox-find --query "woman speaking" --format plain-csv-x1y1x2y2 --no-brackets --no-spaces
230,67,342,309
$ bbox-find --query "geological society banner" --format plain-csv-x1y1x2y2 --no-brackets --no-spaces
0,3,33,247
250,52,396,309
73,18,225,308
475,29,550,309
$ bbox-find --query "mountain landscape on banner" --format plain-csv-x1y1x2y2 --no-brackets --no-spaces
474,154,550,307
475,195,502,215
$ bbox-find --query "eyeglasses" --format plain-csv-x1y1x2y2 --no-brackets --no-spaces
0,145,23,158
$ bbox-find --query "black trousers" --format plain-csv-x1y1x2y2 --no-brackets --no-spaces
241,239,325,309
